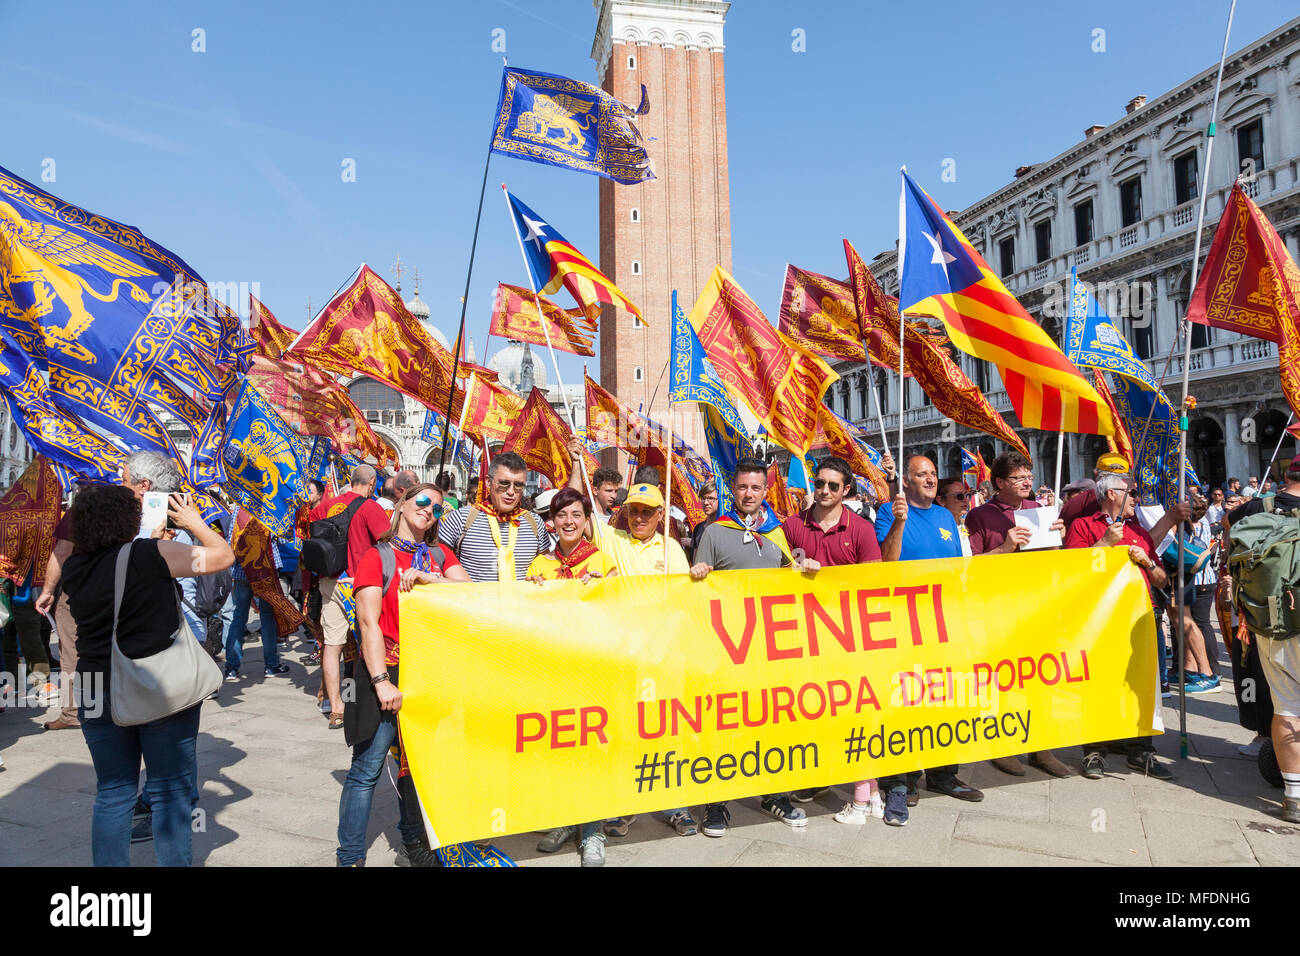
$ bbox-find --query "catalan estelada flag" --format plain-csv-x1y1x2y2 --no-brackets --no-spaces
1187,181,1300,418
898,171,1114,436
504,189,643,325
960,447,990,486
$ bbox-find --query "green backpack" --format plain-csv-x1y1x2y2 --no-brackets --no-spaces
1227,500,1300,640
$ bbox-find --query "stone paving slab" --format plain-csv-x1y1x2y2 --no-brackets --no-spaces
2,636,1298,867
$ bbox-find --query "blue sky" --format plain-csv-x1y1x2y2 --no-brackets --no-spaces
1,0,1294,388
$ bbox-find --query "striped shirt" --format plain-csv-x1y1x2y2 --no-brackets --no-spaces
437,506,553,582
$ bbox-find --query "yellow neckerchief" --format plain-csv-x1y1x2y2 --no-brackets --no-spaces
484,511,520,581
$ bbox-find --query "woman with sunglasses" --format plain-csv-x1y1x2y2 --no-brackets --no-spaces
337,484,470,867
524,488,620,866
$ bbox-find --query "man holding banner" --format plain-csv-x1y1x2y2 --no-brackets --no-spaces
874,454,983,823
690,459,802,837
1065,472,1173,781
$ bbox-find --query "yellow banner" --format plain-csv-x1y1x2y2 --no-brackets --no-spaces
400,547,1158,847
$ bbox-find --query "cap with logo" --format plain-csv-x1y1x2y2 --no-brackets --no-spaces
624,482,665,509
1095,453,1130,475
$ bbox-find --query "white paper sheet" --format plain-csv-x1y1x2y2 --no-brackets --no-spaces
1013,504,1062,550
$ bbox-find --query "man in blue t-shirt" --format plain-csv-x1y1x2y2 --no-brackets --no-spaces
873,454,983,827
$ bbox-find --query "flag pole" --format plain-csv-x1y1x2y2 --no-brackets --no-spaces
664,401,675,576
1173,0,1236,761
1053,429,1065,506
435,144,496,479
447,370,476,474
867,371,892,459
1263,411,1296,481
500,184,597,507
896,167,909,479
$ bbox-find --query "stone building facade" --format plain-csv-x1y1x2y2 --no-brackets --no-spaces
828,16,1300,490
592,0,733,428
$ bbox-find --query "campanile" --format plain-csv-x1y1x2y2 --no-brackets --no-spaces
591,0,732,428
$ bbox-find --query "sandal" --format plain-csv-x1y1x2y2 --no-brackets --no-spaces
328,713,345,730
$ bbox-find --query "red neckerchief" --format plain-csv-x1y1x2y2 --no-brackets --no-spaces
552,538,599,578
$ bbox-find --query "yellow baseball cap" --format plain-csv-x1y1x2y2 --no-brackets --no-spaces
1095,452,1130,474
624,482,664,508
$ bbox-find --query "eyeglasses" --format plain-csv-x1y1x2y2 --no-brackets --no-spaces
1009,475,1034,484
946,492,970,500
813,479,842,492
411,493,444,517
494,479,526,492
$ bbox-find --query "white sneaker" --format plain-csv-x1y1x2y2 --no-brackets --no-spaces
1238,735,1266,757
868,794,885,819
833,802,869,825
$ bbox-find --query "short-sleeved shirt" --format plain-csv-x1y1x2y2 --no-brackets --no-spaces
62,538,181,679
695,521,789,571
437,506,553,582
593,524,690,576
353,542,460,665
874,499,963,561
1064,511,1158,596
310,490,358,523
1229,490,1300,525
346,499,391,578
781,506,880,566
526,546,619,581
965,496,1041,555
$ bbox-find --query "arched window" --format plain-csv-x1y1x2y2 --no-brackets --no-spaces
627,54,637,70
633,366,644,382
630,208,640,223
631,260,641,276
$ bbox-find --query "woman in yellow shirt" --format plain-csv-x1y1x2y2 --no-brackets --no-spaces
524,488,618,867
525,489,619,584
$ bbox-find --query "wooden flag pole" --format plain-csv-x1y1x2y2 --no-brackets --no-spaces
1173,0,1236,760
500,183,597,507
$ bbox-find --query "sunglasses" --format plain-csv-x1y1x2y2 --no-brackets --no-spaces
494,479,526,492
813,479,842,492
947,491,970,500
411,493,444,517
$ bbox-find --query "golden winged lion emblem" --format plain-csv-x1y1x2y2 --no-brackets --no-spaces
0,201,156,365
513,93,596,150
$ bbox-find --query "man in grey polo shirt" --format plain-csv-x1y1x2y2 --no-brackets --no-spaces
690,457,798,838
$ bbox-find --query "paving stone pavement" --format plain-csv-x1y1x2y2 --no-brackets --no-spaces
1,634,1297,867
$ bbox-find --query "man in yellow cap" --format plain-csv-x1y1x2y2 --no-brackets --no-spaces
594,481,690,577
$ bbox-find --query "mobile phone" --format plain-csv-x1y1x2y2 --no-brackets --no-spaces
140,491,169,537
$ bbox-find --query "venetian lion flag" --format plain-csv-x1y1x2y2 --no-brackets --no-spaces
0,456,61,586
846,239,907,374
504,190,642,324
1187,181,1300,417
219,379,312,538
811,404,890,501
688,266,838,456
248,295,298,360
490,283,596,357
898,171,1114,436
461,373,526,445
502,388,598,489
284,264,458,412
778,265,865,363
490,67,653,186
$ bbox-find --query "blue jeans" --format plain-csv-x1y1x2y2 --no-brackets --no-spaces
336,711,419,865
80,686,201,866
225,581,279,672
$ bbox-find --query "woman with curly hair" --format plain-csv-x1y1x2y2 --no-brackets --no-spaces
60,484,234,867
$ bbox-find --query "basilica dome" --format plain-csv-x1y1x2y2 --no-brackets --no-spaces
489,341,548,395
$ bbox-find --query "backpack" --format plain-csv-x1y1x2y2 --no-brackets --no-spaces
302,496,367,577
1226,499,1300,640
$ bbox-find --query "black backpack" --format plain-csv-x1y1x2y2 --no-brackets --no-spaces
301,496,367,577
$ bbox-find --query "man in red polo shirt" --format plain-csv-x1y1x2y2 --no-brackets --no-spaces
781,455,882,570
965,451,1071,778
1064,470,1174,781
783,455,881,811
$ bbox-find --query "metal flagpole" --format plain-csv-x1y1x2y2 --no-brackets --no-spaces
1053,430,1065,507
500,184,597,507
897,167,909,479
1173,0,1236,761
867,370,892,460
436,58,507,478
664,402,675,576
1263,411,1296,480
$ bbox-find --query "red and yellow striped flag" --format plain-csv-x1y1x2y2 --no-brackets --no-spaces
898,172,1114,436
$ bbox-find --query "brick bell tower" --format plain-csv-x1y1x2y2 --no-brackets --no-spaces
591,0,732,437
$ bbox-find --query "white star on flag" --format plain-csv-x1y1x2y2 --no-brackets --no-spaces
520,214,548,253
923,230,957,281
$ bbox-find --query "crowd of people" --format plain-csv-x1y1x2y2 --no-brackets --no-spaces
2,441,1298,868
